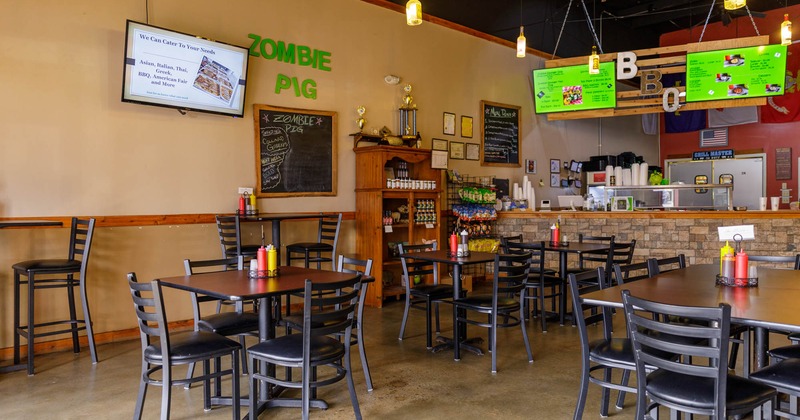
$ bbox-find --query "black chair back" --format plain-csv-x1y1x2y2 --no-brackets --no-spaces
568,267,611,340
398,242,439,290
216,215,247,259
69,217,95,270
128,273,167,352
621,290,734,418
494,252,532,299
503,240,546,275
649,254,686,275
748,254,800,270
612,260,653,286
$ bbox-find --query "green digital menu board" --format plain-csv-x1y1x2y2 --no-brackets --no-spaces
685,44,787,102
532,62,616,114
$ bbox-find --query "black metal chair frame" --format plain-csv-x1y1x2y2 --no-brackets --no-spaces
503,240,563,332
398,242,452,349
215,215,260,260
247,275,363,420
128,273,241,420
622,290,776,419
12,217,98,375
286,213,342,271
453,252,533,373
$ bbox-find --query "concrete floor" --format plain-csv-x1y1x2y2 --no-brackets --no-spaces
0,297,760,419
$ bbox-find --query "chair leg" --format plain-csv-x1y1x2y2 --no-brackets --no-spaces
434,301,441,334
13,271,21,366
161,362,172,420
573,354,590,420
356,323,374,392
184,362,196,389
519,305,533,364
79,272,98,363
249,355,258,420
134,362,149,420
398,295,411,341
491,313,498,374
538,284,547,332
203,359,212,410
27,272,35,375
231,349,240,420
600,367,612,417
344,346,362,419
425,299,433,349
239,336,249,375
66,274,80,354
617,369,630,409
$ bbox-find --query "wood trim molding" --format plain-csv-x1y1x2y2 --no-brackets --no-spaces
0,212,356,228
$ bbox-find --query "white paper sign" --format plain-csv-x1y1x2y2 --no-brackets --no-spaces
384,225,393,233
718,225,755,241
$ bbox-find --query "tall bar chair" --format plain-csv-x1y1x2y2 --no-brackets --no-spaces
12,217,97,375
285,213,342,270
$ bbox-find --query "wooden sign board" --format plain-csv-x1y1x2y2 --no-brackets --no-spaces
542,36,769,121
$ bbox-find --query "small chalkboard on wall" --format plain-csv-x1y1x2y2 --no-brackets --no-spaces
480,100,520,167
253,104,337,197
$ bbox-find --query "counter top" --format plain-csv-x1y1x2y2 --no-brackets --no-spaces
498,210,800,220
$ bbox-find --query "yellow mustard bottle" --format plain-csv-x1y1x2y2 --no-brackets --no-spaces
720,241,734,274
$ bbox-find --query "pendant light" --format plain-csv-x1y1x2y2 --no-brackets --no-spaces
724,0,746,10
588,46,600,74
782,14,793,46
517,26,527,58
406,0,422,26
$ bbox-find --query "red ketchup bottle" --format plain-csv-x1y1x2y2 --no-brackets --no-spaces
734,246,748,286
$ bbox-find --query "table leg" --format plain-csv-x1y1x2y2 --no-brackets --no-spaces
559,252,568,326
430,264,484,358
271,220,282,265
753,327,769,370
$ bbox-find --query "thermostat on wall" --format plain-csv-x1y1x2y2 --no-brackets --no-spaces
540,200,551,211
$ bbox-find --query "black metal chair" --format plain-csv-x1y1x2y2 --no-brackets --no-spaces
453,252,533,373
612,260,653,286
649,254,686,275
398,242,452,349
622,290,776,419
12,217,98,375
183,256,258,384
569,267,638,419
215,215,260,260
127,273,241,420
503,240,563,331
750,356,800,418
563,234,616,278
286,213,342,270
247,275,363,420
748,254,800,270
283,254,375,392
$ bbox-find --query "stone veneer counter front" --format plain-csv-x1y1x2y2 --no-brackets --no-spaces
496,211,800,266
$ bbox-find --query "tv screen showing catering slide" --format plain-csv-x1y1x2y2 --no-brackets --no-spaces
685,44,787,103
122,20,249,117
532,62,616,114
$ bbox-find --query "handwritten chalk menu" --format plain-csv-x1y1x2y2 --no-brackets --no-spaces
532,62,616,113
480,101,520,167
686,44,787,102
253,104,337,197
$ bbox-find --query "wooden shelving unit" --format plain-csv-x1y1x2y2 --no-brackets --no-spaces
354,146,443,308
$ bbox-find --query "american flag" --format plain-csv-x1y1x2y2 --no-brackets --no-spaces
699,127,728,147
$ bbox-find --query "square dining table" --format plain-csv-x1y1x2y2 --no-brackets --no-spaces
544,241,612,325
157,265,360,415
581,264,800,371
240,212,338,264
398,249,497,359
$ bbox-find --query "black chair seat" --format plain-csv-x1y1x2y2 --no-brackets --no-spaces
249,334,345,364
768,344,800,361
225,244,261,256
144,330,241,363
454,295,518,311
647,369,777,412
197,311,259,336
750,358,800,394
788,332,800,342
410,284,452,298
589,337,635,365
287,243,333,252
13,259,81,273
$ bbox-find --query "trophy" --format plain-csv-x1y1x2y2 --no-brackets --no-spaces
356,106,366,132
399,84,418,139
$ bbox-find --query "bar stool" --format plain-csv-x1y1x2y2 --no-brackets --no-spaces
12,217,97,375
285,213,342,270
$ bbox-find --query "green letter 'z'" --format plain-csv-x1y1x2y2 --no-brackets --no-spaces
247,34,261,57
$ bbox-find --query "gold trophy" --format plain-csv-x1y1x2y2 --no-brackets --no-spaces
356,106,366,132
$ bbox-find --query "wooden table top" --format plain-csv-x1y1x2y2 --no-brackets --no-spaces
240,213,338,222
399,250,497,266
582,264,800,333
157,266,358,301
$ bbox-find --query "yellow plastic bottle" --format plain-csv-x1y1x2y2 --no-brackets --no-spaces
720,241,734,274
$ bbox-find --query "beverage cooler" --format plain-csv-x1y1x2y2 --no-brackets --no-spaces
582,171,608,209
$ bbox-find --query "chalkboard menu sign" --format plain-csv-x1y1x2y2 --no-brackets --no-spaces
480,100,520,167
253,104,337,197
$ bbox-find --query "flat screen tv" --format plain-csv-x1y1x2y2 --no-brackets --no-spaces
122,20,249,117
532,62,616,114
685,44,787,103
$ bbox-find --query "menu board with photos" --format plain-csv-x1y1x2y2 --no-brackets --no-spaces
532,62,616,114
685,44,787,102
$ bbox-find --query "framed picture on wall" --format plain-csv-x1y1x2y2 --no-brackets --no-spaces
461,115,473,138
525,159,536,174
443,112,456,135
465,143,479,160
432,138,448,151
450,141,464,159
550,173,560,187
550,159,561,173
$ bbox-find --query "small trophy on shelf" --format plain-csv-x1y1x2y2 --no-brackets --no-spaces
356,105,366,133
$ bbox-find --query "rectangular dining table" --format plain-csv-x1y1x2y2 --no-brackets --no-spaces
397,249,497,359
544,241,612,325
240,212,338,264
581,264,800,370
157,265,361,416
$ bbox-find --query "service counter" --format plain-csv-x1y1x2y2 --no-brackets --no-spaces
496,210,800,265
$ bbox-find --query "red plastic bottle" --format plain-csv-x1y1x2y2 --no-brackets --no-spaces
238,195,246,215
734,247,748,286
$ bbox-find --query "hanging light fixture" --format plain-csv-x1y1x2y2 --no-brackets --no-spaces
588,46,600,74
724,0,746,10
782,14,793,46
517,26,527,58
406,0,422,26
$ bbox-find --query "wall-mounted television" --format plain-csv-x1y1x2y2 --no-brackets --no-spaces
122,20,249,117
685,44,787,103
532,62,616,114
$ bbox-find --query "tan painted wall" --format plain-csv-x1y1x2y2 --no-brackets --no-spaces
0,0,656,349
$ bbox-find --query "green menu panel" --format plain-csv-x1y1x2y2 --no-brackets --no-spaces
686,44,787,102
532,62,616,114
